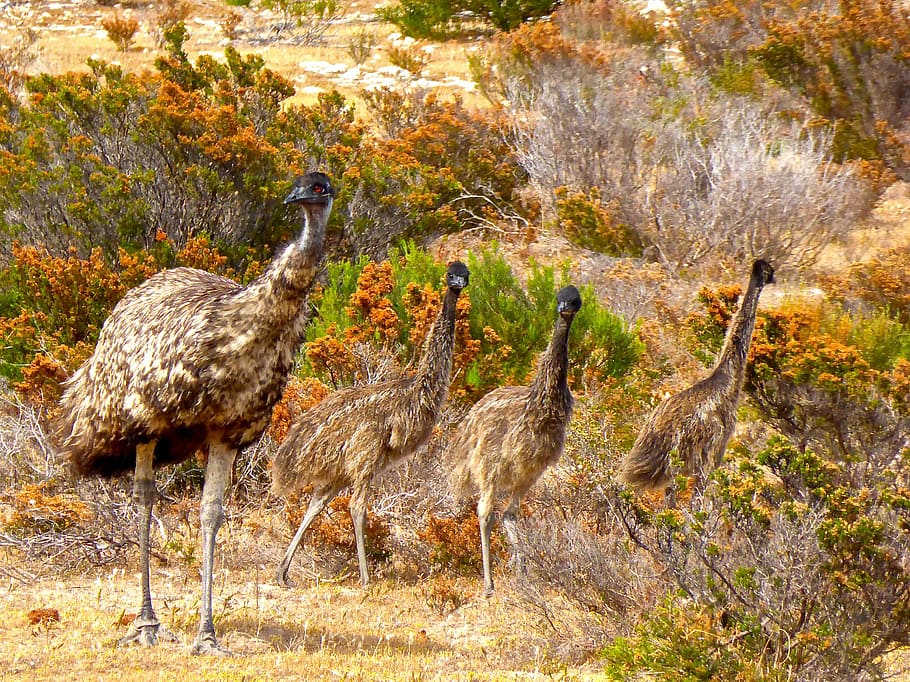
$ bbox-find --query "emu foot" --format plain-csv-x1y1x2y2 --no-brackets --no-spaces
191,631,235,657
276,569,295,589
118,617,179,648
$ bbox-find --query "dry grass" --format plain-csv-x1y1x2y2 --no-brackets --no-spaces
0,0,485,110
0,543,603,680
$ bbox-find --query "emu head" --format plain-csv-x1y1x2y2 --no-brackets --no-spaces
284,172,334,206
557,285,582,318
446,261,470,293
285,172,335,249
751,259,775,287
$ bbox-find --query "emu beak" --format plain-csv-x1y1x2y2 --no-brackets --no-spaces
448,274,469,290
284,186,332,205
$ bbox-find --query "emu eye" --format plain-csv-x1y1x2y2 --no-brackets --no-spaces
313,184,325,194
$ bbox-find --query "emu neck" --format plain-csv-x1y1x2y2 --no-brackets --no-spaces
229,203,328,328
414,287,459,406
714,278,763,389
529,314,573,419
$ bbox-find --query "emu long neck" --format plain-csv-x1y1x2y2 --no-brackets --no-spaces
414,287,459,407
529,315,573,421
230,203,329,328
714,278,763,389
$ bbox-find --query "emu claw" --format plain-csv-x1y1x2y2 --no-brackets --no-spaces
118,618,178,648
191,633,235,657
276,570,295,589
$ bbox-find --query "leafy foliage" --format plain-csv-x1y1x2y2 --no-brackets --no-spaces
380,0,561,38
297,242,641,400
669,0,910,180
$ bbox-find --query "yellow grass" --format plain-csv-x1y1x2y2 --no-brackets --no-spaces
1,553,603,680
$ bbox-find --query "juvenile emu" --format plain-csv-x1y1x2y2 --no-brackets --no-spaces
271,261,470,588
617,259,775,499
54,172,334,655
449,285,582,596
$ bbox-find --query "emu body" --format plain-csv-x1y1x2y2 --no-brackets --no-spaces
449,285,582,596
55,172,334,654
618,259,775,496
271,261,469,587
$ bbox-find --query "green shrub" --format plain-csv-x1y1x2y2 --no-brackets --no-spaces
297,242,641,398
378,0,456,40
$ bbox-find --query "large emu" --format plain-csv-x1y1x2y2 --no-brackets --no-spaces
272,260,470,588
618,259,775,500
54,172,334,655
449,285,582,596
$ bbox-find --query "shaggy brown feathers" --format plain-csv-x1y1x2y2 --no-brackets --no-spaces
617,259,775,495
271,261,469,587
57,173,334,477
53,171,334,655
448,285,582,595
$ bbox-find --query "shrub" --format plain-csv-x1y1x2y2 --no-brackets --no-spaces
483,20,875,273
418,510,487,575
387,43,429,76
378,0,456,40
346,27,377,66
669,0,910,180
0,26,39,94
259,0,343,43
151,0,192,48
286,495,391,563
220,10,243,40
380,0,560,38
819,244,910,324
1,482,91,537
102,14,139,52
551,186,642,256
297,243,641,399
747,304,909,465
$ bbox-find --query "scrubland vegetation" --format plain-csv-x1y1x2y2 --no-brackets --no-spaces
0,0,908,679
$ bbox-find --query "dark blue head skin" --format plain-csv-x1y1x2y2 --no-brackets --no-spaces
446,261,470,291
284,172,334,205
751,259,775,287
557,285,582,316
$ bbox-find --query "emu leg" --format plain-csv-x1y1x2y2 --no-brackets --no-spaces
501,496,526,578
191,443,236,656
477,493,496,597
349,487,370,587
119,442,165,648
276,483,341,587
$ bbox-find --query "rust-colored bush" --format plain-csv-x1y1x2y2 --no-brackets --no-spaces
101,14,139,52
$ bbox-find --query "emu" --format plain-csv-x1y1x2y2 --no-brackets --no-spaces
271,261,470,588
617,259,775,500
449,285,582,596
54,172,334,655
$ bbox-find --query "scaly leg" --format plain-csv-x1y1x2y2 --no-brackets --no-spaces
119,442,165,648
349,486,370,587
276,483,342,587
477,491,496,597
191,443,236,656
501,495,526,578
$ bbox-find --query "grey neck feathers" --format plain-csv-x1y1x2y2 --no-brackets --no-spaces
229,203,329,326
529,314,573,420
714,277,764,387
414,287,459,406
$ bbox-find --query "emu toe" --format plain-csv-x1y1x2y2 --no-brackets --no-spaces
276,569,295,589
191,632,236,657
118,618,179,648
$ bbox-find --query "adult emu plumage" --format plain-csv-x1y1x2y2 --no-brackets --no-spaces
617,259,775,499
271,261,469,588
449,285,582,596
54,172,334,655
